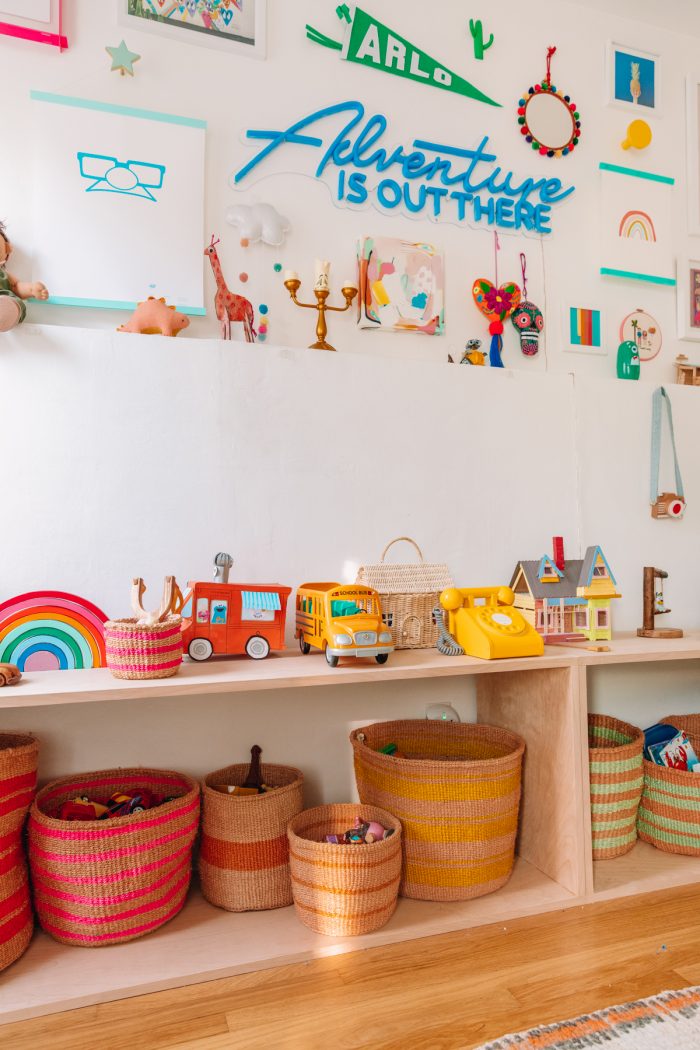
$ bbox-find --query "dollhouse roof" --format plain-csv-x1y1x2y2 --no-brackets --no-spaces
511,546,616,599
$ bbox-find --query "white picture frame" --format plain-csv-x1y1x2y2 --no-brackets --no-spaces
562,306,607,356
606,42,659,115
676,258,700,342
686,77,700,236
118,0,266,59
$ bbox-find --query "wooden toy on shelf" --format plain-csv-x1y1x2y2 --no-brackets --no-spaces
117,297,190,337
204,235,256,342
675,355,700,386
637,567,683,639
437,586,544,661
0,663,21,686
295,583,393,667
510,537,620,643
181,554,291,662
283,261,358,351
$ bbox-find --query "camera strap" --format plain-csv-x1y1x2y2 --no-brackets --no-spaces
650,386,684,504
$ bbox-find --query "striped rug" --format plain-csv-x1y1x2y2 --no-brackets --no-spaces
476,987,700,1049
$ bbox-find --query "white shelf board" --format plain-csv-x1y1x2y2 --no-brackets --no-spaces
0,860,574,1024
0,648,576,710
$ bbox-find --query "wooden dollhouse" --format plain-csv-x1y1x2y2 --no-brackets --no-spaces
510,537,620,642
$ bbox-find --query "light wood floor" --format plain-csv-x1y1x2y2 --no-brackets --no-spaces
4,883,700,1050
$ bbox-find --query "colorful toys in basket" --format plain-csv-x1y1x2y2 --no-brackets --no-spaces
295,583,394,667
58,789,156,821
644,724,700,771
59,796,109,821
181,554,291,662
326,817,395,845
437,586,544,660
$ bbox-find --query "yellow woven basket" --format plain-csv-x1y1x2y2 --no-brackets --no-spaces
351,720,525,902
287,804,402,937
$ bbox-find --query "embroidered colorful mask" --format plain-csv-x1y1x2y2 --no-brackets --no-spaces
512,300,544,356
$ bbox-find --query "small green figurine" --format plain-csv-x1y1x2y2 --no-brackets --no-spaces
617,340,641,380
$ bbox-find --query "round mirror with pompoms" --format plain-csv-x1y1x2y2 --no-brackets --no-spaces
517,47,581,159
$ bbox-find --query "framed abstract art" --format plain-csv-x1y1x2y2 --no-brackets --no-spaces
677,259,700,342
118,0,266,58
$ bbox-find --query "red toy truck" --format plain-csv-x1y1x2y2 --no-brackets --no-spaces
181,580,292,661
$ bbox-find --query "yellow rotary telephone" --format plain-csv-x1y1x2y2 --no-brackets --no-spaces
439,586,544,661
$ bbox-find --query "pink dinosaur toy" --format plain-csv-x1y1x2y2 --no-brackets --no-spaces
204,235,256,342
117,297,190,337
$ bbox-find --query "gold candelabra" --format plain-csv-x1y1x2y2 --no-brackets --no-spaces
283,266,358,351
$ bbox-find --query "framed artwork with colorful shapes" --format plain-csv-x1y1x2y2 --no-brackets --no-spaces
357,237,444,335
564,306,606,355
676,259,700,342
118,0,266,58
607,42,659,114
620,309,661,361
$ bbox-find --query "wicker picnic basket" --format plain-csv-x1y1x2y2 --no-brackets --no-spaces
356,537,453,650
0,732,38,973
638,715,700,857
287,804,402,937
200,762,304,912
588,714,644,860
28,767,199,946
351,720,525,902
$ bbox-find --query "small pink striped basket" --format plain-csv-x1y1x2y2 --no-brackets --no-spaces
28,767,199,947
104,615,183,680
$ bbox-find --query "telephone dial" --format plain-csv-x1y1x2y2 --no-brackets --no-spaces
439,586,544,661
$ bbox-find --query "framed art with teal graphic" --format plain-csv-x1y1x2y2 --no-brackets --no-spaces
118,0,266,58
564,306,607,356
607,42,659,113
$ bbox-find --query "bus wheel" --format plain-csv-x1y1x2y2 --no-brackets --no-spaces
299,636,311,655
375,653,389,665
188,638,213,662
246,636,271,660
325,647,339,668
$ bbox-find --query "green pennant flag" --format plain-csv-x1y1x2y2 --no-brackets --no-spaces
306,5,500,108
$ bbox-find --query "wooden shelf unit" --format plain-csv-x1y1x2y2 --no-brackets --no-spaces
1,633,700,1024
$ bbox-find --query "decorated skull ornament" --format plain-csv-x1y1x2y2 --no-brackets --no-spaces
512,300,544,356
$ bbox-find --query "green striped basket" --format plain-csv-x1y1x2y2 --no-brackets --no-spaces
638,715,700,857
588,714,644,860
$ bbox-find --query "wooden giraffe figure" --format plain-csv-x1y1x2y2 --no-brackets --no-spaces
204,235,256,342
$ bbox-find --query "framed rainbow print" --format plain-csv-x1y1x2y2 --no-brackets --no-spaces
0,0,67,49
118,0,266,59
599,163,676,286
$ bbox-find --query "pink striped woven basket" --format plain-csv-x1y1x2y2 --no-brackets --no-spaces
0,733,38,973
104,615,183,680
28,767,199,947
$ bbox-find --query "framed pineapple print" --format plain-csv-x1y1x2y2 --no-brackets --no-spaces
607,43,659,114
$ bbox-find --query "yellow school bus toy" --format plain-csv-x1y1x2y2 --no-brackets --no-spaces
295,583,394,667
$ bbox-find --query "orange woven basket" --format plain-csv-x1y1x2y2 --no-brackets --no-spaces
588,714,644,860
287,804,402,937
28,767,199,946
0,732,38,973
200,762,304,912
637,715,700,857
351,720,525,902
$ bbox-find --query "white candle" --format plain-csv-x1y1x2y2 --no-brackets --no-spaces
342,278,358,290
284,270,300,282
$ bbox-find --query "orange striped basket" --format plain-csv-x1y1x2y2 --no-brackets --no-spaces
28,767,199,946
638,715,700,857
287,804,402,937
588,714,644,860
351,720,525,902
200,763,304,912
0,732,38,973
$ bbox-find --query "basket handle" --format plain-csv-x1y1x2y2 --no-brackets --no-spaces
380,537,424,563
131,576,181,623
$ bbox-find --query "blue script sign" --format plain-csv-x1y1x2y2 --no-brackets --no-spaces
234,101,575,234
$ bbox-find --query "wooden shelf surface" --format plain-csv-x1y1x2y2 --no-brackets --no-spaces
0,647,576,709
0,862,574,1025
593,840,700,900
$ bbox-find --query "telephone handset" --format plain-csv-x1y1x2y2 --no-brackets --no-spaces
438,586,544,661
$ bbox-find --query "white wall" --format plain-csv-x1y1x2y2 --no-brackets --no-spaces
2,0,700,380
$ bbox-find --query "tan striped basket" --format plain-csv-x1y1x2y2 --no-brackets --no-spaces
0,732,38,973
356,537,453,649
200,763,304,912
638,715,700,857
287,804,402,937
105,615,183,680
28,767,199,946
588,714,644,860
351,720,524,902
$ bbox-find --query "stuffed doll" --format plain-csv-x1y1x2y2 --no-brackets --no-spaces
0,221,49,332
